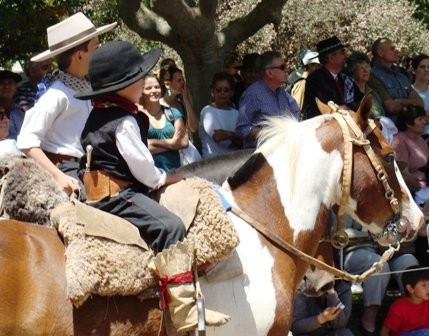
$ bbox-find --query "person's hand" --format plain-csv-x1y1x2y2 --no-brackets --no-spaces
55,171,80,196
181,82,190,99
212,129,231,143
317,306,341,324
172,126,187,141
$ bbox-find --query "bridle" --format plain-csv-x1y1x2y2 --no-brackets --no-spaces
230,105,406,283
328,103,406,249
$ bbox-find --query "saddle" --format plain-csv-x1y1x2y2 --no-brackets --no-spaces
51,177,240,307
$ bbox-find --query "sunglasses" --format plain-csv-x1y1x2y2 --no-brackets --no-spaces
214,87,231,93
267,64,286,71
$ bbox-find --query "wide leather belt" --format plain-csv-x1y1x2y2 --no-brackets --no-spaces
83,170,131,203
44,151,79,166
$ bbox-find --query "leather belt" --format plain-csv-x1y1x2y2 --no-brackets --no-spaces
83,170,131,203
44,151,79,166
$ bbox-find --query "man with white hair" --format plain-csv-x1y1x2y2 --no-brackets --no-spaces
235,50,300,148
368,37,423,117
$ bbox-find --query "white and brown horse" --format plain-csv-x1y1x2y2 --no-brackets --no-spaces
0,93,423,335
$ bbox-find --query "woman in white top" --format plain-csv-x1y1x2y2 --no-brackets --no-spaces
411,54,429,134
199,72,242,158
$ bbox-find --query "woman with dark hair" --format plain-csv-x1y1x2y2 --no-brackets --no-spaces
411,54,429,110
411,54,429,133
140,74,188,171
160,66,198,133
199,72,241,158
392,105,429,201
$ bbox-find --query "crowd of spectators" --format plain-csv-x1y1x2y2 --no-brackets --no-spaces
2,16,429,334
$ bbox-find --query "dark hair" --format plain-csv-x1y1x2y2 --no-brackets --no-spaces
223,52,240,69
210,72,235,91
257,51,283,72
160,58,176,69
159,66,183,96
55,39,91,71
344,51,370,76
143,73,160,84
401,265,429,296
411,54,429,71
395,105,426,131
318,53,329,65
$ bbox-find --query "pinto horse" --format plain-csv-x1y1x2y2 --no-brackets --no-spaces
0,93,423,336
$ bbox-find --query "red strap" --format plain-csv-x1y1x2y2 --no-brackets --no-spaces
159,271,194,309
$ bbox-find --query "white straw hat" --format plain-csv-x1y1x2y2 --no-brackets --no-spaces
31,12,117,62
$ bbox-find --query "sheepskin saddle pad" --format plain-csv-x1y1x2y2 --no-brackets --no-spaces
50,177,240,307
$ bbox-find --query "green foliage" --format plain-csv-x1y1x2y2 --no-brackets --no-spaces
0,0,154,65
225,0,429,69
410,0,429,27
2,0,429,72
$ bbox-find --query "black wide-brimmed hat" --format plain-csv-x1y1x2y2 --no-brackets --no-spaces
316,36,349,57
0,70,22,83
75,41,161,99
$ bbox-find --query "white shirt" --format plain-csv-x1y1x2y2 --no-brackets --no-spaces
199,105,239,158
412,85,429,134
116,116,166,189
17,80,91,158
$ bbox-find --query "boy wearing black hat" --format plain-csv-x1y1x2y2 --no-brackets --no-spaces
302,36,358,119
76,40,229,333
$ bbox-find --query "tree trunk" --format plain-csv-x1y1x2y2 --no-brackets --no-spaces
118,0,288,114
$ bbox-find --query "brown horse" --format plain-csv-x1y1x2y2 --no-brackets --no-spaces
0,93,423,335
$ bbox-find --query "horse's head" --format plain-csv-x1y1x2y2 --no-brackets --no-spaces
316,93,423,246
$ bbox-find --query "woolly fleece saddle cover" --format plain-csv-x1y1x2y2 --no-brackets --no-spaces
50,177,239,307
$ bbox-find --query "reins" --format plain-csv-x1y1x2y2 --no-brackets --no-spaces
230,106,402,283
230,206,398,283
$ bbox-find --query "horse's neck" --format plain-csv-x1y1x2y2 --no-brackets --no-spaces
227,146,340,246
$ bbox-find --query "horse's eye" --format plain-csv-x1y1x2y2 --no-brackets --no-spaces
384,153,395,164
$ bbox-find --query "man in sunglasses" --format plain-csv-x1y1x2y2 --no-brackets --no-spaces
235,50,300,148
302,36,358,120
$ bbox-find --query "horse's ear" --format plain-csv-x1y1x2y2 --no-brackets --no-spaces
315,98,332,115
356,91,373,123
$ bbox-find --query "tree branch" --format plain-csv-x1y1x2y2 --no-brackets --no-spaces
222,0,287,48
151,0,196,37
118,0,173,45
199,0,218,19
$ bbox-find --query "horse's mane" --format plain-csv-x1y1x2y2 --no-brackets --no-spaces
227,115,334,196
168,149,254,185
254,114,336,208
256,115,332,153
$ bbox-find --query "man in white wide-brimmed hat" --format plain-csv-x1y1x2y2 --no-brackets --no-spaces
17,12,116,196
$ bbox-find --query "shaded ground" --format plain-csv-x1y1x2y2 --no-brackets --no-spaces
349,288,401,335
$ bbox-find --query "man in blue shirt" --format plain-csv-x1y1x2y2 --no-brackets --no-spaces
235,51,300,148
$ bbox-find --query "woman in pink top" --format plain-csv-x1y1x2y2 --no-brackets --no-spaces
392,105,429,204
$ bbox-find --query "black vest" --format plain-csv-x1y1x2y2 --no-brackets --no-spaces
80,106,149,189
